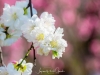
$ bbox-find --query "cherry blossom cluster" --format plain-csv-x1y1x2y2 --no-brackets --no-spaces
21,12,67,59
0,0,67,74
0,0,37,46
0,0,67,59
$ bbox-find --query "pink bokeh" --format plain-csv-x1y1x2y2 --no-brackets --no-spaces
1,0,100,75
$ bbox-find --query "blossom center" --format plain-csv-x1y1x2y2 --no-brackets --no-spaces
36,33,44,41
13,63,27,72
12,13,18,20
50,40,58,48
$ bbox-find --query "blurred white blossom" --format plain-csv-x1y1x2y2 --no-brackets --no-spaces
0,59,33,75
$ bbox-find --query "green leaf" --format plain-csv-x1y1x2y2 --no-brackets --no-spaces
52,50,58,57
5,34,12,39
23,8,28,15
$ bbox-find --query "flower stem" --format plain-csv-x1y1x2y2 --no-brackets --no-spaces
17,0,36,70
29,0,33,16
17,43,33,70
0,47,4,66
28,0,36,65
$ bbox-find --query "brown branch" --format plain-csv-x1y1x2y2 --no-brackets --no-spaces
29,0,36,65
0,47,4,66
26,0,36,66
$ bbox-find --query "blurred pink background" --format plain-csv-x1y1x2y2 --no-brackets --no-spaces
1,0,100,75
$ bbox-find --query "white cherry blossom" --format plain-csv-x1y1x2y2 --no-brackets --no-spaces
1,4,27,30
40,12,55,32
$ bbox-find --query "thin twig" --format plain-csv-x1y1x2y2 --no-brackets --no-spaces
17,44,33,70
33,46,36,66
0,47,4,66
17,0,36,68
29,0,36,65
29,0,33,16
